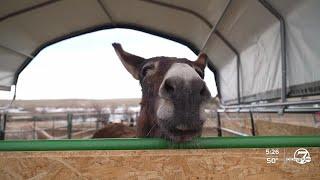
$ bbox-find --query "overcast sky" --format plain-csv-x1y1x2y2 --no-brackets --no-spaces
0,29,217,100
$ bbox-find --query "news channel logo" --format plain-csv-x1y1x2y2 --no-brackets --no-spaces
286,148,312,165
266,148,312,165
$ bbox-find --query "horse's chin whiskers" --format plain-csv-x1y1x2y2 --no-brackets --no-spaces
146,123,157,137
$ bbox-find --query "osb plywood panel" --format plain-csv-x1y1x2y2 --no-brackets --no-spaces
255,120,320,136
254,113,319,127
0,148,319,180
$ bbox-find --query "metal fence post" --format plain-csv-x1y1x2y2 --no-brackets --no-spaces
249,111,256,136
67,113,73,139
217,112,222,137
52,116,55,139
0,114,4,140
32,116,36,140
96,113,100,130
0,114,2,140
0,113,6,140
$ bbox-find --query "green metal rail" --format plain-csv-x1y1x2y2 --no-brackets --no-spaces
0,136,319,151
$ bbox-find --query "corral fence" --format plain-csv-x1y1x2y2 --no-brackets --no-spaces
0,111,139,140
1,108,319,140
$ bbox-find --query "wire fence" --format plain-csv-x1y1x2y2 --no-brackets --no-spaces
2,109,317,140
1,111,138,140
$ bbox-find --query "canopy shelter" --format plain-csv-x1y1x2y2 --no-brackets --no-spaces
0,0,320,105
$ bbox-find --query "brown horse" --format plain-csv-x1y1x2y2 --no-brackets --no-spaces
93,43,211,142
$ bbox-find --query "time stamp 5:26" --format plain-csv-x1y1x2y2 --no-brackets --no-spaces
266,148,279,164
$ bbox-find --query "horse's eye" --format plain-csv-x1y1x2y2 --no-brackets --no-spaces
195,68,204,78
141,65,154,77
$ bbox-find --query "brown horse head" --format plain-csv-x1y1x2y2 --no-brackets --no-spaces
112,43,211,142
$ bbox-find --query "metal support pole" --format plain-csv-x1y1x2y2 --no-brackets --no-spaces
52,117,55,139
67,113,73,139
0,44,34,59
199,0,232,101
218,107,320,113
258,0,287,102
140,0,212,29
220,98,320,109
0,113,7,140
236,51,241,105
312,113,317,127
0,114,2,140
199,0,241,105
249,111,256,136
200,0,232,50
217,112,222,137
96,113,100,130
129,117,134,127
215,30,241,105
32,116,36,140
97,0,115,26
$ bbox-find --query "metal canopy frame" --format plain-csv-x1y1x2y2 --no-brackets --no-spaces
213,0,287,106
217,0,320,111
258,0,287,103
200,0,290,107
0,0,318,112
0,1,319,144
215,30,241,105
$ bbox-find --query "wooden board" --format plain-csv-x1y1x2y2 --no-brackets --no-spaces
0,148,319,179
216,112,320,136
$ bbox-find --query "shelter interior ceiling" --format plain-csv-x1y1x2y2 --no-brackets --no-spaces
0,0,319,104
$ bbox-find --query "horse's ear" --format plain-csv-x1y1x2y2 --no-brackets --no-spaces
112,43,145,80
194,52,207,71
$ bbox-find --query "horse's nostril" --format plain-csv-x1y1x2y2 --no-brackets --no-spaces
164,79,175,94
175,124,194,132
175,124,190,131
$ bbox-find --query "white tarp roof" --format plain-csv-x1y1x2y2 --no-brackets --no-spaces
0,0,319,104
